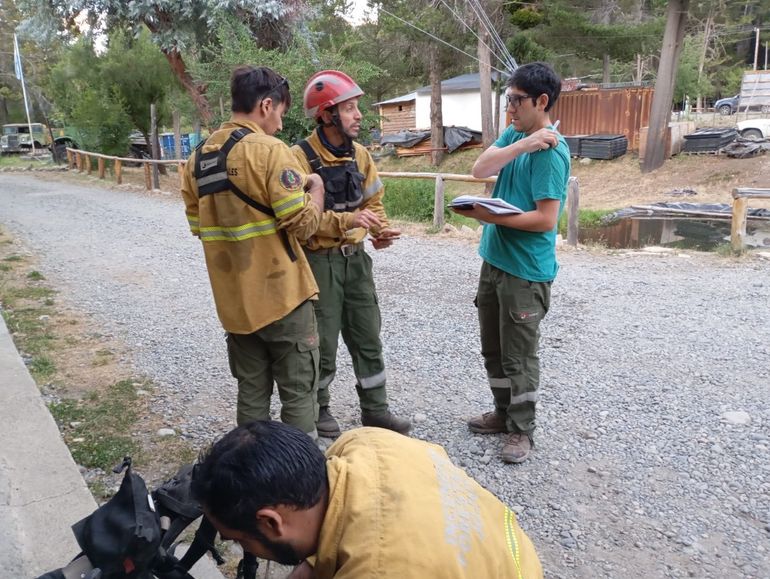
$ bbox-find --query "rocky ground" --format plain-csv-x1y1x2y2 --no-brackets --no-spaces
1,172,769,578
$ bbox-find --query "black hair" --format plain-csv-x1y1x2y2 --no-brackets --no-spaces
507,62,562,112
191,421,327,536
231,66,291,114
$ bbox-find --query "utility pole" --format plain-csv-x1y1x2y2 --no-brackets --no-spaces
754,27,760,71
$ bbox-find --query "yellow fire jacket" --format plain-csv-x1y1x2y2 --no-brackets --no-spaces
181,119,320,334
291,129,389,250
314,428,543,579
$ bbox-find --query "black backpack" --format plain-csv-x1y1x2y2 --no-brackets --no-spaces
37,457,257,579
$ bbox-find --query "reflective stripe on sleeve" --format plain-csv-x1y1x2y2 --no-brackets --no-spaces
272,191,306,218
198,219,277,242
187,214,200,234
364,177,383,198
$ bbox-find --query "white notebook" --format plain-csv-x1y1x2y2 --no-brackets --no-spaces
449,195,523,215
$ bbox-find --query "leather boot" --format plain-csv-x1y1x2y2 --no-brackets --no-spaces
361,410,412,435
316,406,341,438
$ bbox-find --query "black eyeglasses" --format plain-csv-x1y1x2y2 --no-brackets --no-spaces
506,93,537,108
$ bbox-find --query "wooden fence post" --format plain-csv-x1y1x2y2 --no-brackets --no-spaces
115,159,123,185
86,155,92,175
731,196,748,252
178,162,185,189
150,103,160,189
144,162,152,190
66,150,73,169
98,157,105,179
567,176,580,247
76,153,83,172
433,174,445,229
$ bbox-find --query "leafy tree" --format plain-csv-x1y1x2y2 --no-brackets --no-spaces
100,28,181,144
16,0,306,125
190,17,381,144
46,39,132,154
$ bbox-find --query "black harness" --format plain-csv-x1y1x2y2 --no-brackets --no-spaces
296,139,365,213
193,128,297,261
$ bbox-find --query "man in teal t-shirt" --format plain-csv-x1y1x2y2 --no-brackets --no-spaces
452,62,570,463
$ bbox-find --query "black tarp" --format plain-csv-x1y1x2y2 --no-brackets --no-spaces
379,126,482,153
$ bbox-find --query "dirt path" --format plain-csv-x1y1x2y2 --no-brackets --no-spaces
1,172,769,578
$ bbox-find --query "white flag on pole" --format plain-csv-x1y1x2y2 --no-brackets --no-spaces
13,34,24,81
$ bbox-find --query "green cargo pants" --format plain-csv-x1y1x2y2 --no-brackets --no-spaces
476,261,551,435
226,300,319,436
305,246,389,413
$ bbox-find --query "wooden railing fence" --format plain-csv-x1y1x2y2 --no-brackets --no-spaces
66,148,582,246
731,188,770,251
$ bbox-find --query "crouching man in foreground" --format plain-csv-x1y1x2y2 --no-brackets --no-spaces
192,421,543,578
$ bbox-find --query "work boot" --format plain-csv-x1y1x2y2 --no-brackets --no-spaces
316,406,342,438
361,410,412,435
468,410,507,434
501,432,534,464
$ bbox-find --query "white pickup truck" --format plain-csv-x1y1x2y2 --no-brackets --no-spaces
737,118,770,140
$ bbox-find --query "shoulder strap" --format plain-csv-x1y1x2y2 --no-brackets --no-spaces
193,128,298,262
297,139,323,173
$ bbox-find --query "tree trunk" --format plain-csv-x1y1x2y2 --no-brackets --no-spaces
162,50,212,128
478,30,495,149
429,45,444,167
0,96,8,126
642,0,689,173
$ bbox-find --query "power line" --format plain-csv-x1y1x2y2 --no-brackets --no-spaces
437,0,510,71
379,7,508,74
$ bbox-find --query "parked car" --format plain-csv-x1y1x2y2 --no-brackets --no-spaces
737,118,770,140
715,95,770,115
715,95,739,115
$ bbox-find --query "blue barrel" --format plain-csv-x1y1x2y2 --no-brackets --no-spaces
159,132,175,159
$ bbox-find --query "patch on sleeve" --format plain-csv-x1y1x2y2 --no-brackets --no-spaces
279,168,303,191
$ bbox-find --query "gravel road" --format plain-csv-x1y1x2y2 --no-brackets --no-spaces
1,173,769,578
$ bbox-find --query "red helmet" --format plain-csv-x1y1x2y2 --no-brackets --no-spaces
303,70,364,119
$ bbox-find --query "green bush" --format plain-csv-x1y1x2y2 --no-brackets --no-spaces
382,178,436,222
558,208,615,236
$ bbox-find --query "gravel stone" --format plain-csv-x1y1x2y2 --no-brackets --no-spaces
2,174,769,578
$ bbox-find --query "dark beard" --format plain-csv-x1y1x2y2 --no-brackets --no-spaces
251,527,303,566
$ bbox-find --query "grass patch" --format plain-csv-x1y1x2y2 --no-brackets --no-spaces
4,285,55,304
0,264,10,272
382,178,436,222
30,355,56,380
4,254,23,262
27,270,45,280
49,379,141,470
558,208,615,237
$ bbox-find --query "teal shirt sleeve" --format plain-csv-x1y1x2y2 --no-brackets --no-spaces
528,142,570,202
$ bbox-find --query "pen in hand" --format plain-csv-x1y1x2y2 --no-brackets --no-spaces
553,119,560,132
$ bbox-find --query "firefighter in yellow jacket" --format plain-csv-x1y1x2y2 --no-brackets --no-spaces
181,66,326,437
291,70,410,437
193,421,543,578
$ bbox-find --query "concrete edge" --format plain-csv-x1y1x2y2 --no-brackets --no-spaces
0,313,223,578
